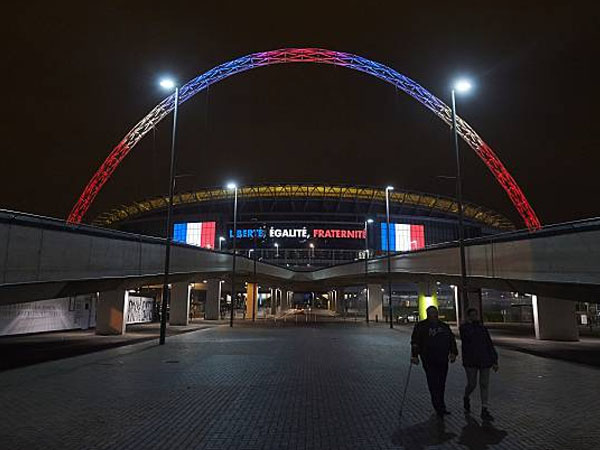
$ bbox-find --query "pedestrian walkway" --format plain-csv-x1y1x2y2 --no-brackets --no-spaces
0,321,222,371
1,324,598,449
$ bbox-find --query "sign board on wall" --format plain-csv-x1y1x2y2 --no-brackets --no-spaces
229,226,366,240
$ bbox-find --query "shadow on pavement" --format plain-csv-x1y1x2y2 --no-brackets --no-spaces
391,414,507,449
458,414,508,449
391,416,456,449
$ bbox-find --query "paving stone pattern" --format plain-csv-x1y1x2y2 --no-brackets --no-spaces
0,324,598,449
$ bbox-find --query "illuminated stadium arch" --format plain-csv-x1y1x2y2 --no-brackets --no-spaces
67,48,541,230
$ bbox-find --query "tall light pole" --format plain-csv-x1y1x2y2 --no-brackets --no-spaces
364,218,373,323
274,242,279,258
309,242,315,266
159,78,178,346
385,186,394,329
451,79,472,324
227,182,238,327
219,236,225,251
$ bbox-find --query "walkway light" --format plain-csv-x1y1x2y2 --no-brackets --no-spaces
364,218,374,323
451,77,473,324
227,182,239,327
385,186,394,328
158,77,180,346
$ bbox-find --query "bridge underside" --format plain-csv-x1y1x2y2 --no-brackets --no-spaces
1,211,600,306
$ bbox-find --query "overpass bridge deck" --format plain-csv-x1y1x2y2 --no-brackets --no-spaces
1,209,599,304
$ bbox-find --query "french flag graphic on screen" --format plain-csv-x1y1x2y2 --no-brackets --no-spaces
381,223,425,251
173,222,216,249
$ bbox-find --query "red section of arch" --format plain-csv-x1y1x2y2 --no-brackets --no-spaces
475,142,541,231
68,139,130,224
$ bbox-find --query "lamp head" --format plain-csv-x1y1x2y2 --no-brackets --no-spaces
386,186,394,191
226,182,237,190
159,79,176,90
454,79,472,93
366,218,374,224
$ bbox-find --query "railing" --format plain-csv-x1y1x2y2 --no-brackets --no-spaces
240,248,368,267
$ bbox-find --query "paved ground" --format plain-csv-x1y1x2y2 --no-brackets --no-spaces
486,327,600,367
0,321,222,371
1,323,598,449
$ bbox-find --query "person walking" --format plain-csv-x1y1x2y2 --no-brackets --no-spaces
411,305,458,417
460,307,499,421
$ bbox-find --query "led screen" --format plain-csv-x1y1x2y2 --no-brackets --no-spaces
380,223,425,251
173,222,216,249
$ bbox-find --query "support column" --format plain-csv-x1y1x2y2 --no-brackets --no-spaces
205,280,222,320
454,286,483,324
532,295,579,341
283,290,292,311
418,282,440,321
246,282,258,320
170,283,191,326
270,288,278,315
96,290,128,335
367,284,383,321
335,289,344,314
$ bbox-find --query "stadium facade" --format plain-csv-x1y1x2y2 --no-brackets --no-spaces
94,184,514,269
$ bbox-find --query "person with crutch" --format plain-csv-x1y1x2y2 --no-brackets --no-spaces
460,307,498,421
410,305,458,417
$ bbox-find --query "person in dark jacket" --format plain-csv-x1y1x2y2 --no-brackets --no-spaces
411,305,458,417
459,308,499,421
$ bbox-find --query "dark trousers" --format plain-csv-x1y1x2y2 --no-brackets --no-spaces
423,361,449,413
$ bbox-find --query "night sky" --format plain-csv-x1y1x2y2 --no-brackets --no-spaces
3,1,599,228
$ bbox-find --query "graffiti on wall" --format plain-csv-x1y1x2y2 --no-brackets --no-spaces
126,296,154,324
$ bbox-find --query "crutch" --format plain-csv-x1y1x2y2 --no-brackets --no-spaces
398,359,414,426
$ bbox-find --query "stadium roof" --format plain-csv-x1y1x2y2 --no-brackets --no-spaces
93,184,515,230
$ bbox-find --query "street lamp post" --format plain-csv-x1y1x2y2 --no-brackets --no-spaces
309,243,314,266
250,246,257,322
364,218,373,323
219,236,225,251
385,186,394,329
274,242,279,258
451,79,472,323
227,183,238,327
159,79,179,346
